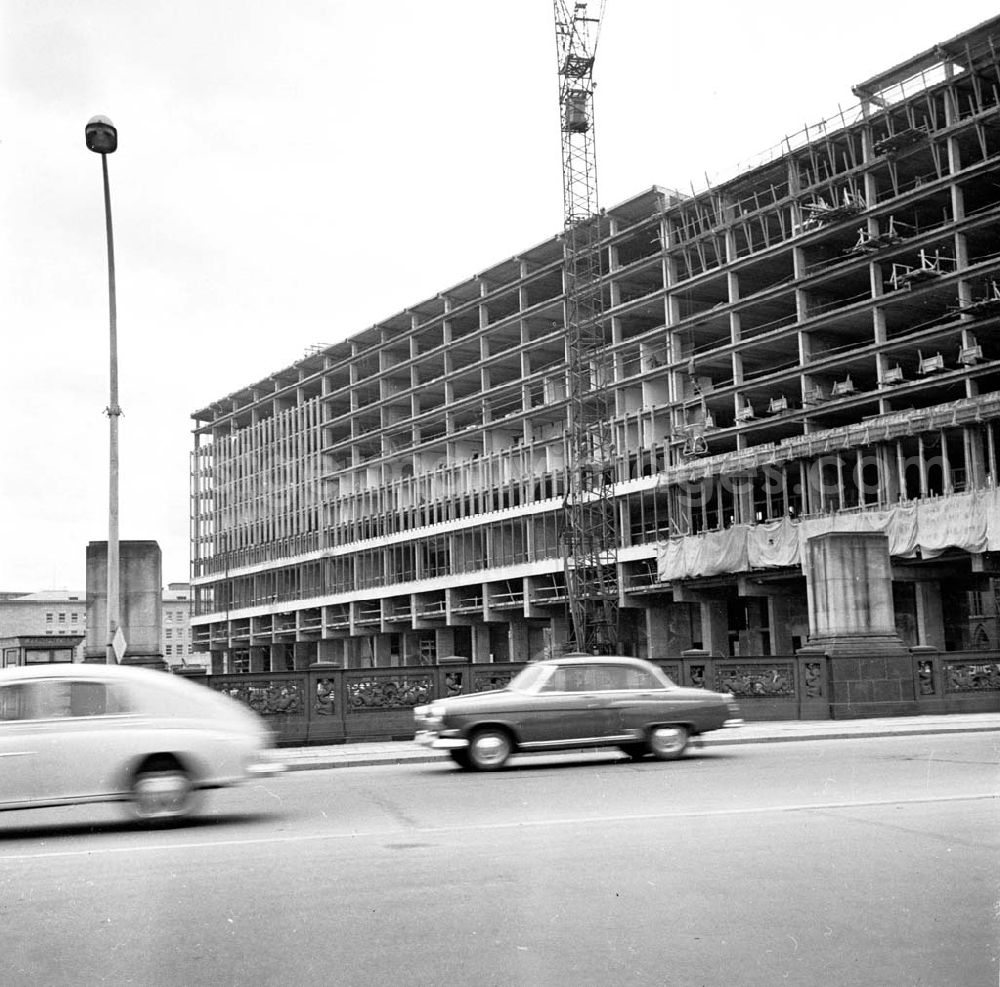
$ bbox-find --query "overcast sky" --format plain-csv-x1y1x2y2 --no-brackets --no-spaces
3,1,999,591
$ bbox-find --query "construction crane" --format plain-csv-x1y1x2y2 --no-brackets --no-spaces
553,0,619,655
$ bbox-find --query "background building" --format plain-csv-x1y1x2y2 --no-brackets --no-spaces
0,581,196,668
190,17,1000,682
161,581,198,667
0,591,87,663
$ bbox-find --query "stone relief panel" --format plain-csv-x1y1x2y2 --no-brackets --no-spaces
474,669,517,692
945,660,1000,693
658,663,681,683
443,670,464,697
917,660,935,696
315,677,336,714
803,661,824,698
716,663,795,698
213,679,305,715
346,675,433,710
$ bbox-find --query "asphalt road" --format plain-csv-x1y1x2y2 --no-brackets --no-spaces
0,733,996,987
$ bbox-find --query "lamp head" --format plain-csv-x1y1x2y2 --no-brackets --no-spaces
85,116,117,154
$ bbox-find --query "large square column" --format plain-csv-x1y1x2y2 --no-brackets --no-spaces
801,531,915,717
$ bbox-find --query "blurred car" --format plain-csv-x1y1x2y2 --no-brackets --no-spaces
414,654,742,771
0,662,283,821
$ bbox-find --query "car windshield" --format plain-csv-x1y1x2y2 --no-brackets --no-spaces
506,664,553,693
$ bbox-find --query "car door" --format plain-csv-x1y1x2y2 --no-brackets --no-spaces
518,664,608,746
0,681,42,807
6,678,141,805
604,664,677,737
33,678,142,801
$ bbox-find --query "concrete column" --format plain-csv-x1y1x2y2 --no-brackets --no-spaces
435,628,456,658
699,599,729,656
317,639,341,664
739,598,767,655
807,532,897,639
646,603,695,658
372,635,392,667
768,594,796,654
471,624,491,662
915,582,946,650
802,531,914,717
292,641,314,669
549,615,571,657
249,646,267,672
508,621,530,662
266,644,284,671
733,477,754,525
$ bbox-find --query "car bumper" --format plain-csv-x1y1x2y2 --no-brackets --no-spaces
246,752,287,776
414,730,469,750
722,717,745,728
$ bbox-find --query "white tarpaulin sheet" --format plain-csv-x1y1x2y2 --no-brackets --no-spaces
656,489,1000,581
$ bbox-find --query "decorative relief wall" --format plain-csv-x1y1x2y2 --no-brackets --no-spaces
214,679,305,715
803,662,824,698
716,663,796,698
315,677,336,714
346,675,433,710
945,660,1000,692
474,669,517,692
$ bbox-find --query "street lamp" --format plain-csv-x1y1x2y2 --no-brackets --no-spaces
85,115,121,664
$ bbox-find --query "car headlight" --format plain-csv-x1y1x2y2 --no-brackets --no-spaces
415,702,448,720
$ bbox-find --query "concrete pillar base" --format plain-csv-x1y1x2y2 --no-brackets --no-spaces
799,639,916,719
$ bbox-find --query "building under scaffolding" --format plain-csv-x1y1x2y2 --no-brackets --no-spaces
190,16,1000,704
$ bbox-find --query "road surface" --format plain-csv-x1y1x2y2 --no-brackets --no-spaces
0,732,996,986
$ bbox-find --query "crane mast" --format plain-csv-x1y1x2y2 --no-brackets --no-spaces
553,0,619,655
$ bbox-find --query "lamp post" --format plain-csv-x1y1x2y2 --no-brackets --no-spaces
85,115,121,664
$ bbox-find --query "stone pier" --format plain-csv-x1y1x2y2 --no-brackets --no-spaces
800,531,916,718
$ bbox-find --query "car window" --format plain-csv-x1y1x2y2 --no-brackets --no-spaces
621,666,666,690
541,665,600,693
0,680,132,720
0,683,30,721
591,665,632,691
508,664,552,693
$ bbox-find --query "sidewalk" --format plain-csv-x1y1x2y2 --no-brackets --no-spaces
275,711,1000,772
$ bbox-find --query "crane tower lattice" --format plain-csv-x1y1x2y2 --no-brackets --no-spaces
553,0,619,655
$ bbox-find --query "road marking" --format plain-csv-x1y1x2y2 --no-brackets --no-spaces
0,792,995,862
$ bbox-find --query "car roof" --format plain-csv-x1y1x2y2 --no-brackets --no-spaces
0,663,205,701
539,655,656,668
0,662,166,682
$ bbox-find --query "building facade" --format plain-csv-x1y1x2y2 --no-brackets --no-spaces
0,591,87,663
0,583,196,668
190,17,1000,681
162,582,198,667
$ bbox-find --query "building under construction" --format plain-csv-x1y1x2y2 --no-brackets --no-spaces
190,16,1000,708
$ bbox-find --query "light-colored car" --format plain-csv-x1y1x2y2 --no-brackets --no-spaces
414,655,743,771
0,663,284,821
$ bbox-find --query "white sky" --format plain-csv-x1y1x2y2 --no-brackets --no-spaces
3,1,999,590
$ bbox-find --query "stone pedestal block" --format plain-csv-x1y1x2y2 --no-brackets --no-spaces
85,540,163,665
802,531,915,717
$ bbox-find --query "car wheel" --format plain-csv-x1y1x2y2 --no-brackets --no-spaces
648,725,690,760
128,759,201,821
618,743,648,760
467,728,513,771
448,749,473,770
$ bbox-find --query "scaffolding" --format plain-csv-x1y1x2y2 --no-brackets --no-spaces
553,0,619,654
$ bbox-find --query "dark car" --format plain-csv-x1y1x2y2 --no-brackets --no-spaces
414,655,743,771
